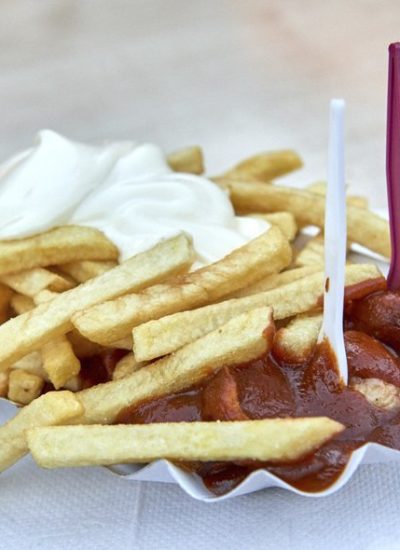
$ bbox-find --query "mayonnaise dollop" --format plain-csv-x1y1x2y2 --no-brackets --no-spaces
0,130,268,264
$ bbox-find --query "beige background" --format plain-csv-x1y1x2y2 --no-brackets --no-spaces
1,1,400,206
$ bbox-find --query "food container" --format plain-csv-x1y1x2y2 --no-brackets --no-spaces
0,217,395,502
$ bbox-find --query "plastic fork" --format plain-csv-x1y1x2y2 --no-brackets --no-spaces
317,99,348,383
386,42,400,290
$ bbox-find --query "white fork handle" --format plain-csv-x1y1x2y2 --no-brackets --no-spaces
318,99,348,383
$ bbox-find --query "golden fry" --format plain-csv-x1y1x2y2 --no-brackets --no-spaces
112,353,147,380
248,212,298,241
218,150,303,182
63,376,82,392
222,180,390,257
7,369,44,405
41,336,81,390
12,351,46,379
28,418,343,468
0,391,83,472
0,226,118,275
308,181,368,208
78,307,274,425
133,263,380,362
294,234,325,267
0,372,8,397
273,312,323,364
1,268,74,297
10,293,34,315
346,195,369,209
73,226,291,345
307,181,327,195
0,282,12,324
33,289,58,304
31,289,95,364
67,330,104,358
167,146,204,175
227,265,320,299
0,234,194,371
109,337,132,350
57,261,118,283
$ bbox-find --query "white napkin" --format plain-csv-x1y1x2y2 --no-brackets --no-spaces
1,439,400,550
2,390,400,549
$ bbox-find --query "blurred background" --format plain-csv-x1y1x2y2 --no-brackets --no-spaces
1,0,400,206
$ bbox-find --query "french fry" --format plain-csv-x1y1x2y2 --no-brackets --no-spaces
306,184,368,261
12,351,46,379
0,226,119,275
11,289,59,315
9,297,49,379
57,261,118,283
0,310,9,326
273,313,323,364
33,289,58,304
67,330,104,359
28,417,343,468
133,298,277,363
307,181,327,195
77,306,274,425
41,336,81,390
9,295,47,382
36,297,113,377
346,195,369,209
10,289,127,385
63,375,82,392
110,337,132,350
0,391,83,472
294,234,325,267
217,150,303,182
10,293,34,315
112,353,147,381
7,370,44,405
248,212,298,241
222,180,390,257
0,234,194,371
167,146,204,175
227,265,320,299
73,226,291,345
1,268,74,297
132,264,380,362
22,289,81,389
308,181,368,209
0,372,8,397
0,282,12,324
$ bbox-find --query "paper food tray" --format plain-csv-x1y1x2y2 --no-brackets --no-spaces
0,211,396,502
1,393,399,502
105,238,400,502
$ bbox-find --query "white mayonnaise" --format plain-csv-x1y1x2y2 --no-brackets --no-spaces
0,130,268,264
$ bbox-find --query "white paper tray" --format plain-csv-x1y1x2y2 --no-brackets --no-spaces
0,212,396,502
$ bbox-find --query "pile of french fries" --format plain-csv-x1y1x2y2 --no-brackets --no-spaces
0,146,389,479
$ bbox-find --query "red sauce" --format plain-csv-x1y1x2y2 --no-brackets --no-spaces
346,289,400,353
344,277,387,301
116,286,400,495
80,349,127,389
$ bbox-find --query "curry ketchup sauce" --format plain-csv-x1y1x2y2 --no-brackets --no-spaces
116,284,400,496
80,349,128,389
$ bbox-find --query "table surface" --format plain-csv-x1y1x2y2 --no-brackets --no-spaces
1,1,400,549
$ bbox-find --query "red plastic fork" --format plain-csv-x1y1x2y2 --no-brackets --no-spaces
386,42,400,290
